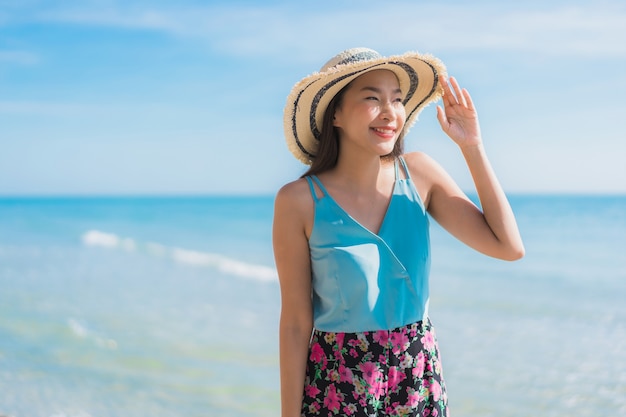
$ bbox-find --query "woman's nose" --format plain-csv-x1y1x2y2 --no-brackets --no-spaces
380,101,395,120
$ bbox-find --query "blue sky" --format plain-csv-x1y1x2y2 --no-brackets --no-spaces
1,0,625,195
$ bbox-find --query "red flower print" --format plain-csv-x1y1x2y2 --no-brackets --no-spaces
335,332,345,348
358,361,380,386
323,384,343,413
310,342,324,363
305,384,321,398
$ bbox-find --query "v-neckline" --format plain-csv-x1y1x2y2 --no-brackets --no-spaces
312,175,398,238
330,183,397,237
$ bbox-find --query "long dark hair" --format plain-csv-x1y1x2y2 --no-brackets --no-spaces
301,82,405,178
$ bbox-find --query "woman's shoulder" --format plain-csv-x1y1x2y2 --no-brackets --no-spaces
276,177,310,198
275,177,314,212
402,151,442,176
401,151,453,207
274,177,315,236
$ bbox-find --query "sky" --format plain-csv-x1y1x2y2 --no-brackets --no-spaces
1,0,625,195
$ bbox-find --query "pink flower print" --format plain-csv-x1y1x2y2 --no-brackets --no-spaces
358,361,380,387
387,401,400,414
407,389,421,407
388,366,407,391
412,352,425,379
304,384,321,398
368,378,385,398
309,343,325,363
421,330,435,352
390,331,409,354
399,353,412,369
349,348,359,358
335,332,345,349
329,369,340,383
338,365,354,383
323,384,343,413
373,330,389,347
308,401,320,415
343,403,358,415
430,380,442,402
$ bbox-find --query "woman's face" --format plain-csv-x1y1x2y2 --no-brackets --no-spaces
332,69,406,159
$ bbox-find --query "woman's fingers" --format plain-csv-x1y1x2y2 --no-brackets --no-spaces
440,75,472,110
449,77,467,108
440,75,456,106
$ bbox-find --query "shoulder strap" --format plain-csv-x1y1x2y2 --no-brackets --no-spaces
398,156,412,180
304,176,320,203
306,175,331,202
394,158,400,180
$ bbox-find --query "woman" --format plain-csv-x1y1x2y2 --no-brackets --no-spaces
273,47,524,417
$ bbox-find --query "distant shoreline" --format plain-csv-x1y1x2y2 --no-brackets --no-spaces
1,192,625,200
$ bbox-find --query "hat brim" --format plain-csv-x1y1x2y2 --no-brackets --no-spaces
283,52,447,165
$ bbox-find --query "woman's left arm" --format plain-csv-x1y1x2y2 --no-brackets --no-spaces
425,75,525,261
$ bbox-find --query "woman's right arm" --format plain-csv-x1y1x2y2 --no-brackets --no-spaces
272,180,314,417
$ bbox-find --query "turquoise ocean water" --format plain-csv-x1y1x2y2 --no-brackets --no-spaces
0,195,624,416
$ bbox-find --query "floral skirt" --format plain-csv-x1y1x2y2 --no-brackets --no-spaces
301,318,448,417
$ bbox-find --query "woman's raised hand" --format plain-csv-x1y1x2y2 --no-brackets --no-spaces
436,75,482,148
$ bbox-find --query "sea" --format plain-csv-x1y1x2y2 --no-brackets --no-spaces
0,194,624,417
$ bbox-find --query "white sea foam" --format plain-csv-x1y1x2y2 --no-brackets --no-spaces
171,248,277,282
49,411,94,417
67,317,88,338
81,230,277,282
67,318,118,350
81,230,135,252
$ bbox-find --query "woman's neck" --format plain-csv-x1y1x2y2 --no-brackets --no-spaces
326,152,395,194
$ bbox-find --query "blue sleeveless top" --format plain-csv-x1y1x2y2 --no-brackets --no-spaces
305,157,431,333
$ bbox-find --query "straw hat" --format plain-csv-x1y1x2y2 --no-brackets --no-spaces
283,47,447,164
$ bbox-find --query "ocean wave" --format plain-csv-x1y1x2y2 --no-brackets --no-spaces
81,230,277,282
82,230,136,252
67,318,118,350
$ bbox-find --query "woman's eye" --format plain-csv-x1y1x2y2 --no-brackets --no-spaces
366,96,378,101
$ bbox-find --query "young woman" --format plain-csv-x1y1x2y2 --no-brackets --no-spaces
273,47,524,417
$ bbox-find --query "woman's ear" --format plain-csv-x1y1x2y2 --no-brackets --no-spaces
332,111,341,127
